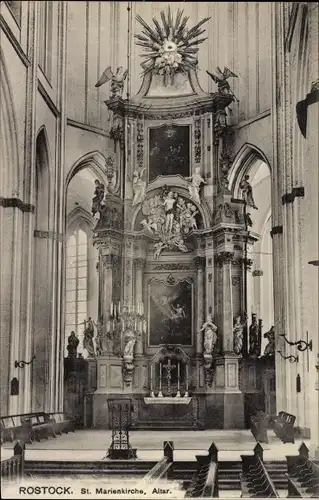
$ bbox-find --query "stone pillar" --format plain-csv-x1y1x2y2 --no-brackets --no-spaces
123,238,134,305
194,256,205,355
101,254,113,320
134,257,145,356
216,252,234,353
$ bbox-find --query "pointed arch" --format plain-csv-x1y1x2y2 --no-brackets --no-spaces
228,143,271,196
0,49,20,197
35,126,51,231
65,150,109,190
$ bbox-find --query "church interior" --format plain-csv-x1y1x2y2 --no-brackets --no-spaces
1,1,318,497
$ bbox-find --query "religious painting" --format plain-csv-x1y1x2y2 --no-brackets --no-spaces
148,125,190,182
148,278,193,346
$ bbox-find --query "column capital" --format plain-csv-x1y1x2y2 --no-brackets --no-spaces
134,257,146,269
193,256,206,269
215,251,234,266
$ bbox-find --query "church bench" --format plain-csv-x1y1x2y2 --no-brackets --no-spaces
240,443,279,498
185,442,219,497
20,413,56,442
48,413,76,435
250,411,269,444
0,416,33,445
272,411,295,443
286,443,319,498
138,441,174,490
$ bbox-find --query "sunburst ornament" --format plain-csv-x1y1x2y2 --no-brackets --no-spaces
135,7,210,85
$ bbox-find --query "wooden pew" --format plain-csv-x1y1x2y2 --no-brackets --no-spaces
272,411,295,443
251,411,269,444
240,443,280,498
138,441,174,486
286,442,319,498
48,413,76,435
1,440,25,481
185,442,219,497
20,413,56,442
1,416,33,445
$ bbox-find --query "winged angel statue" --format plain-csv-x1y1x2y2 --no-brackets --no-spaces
206,66,238,99
95,66,128,99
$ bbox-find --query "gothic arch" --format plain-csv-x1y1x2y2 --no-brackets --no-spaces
67,206,94,231
228,143,271,197
0,49,20,197
65,151,109,189
35,126,51,230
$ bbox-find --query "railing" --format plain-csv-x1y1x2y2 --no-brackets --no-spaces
286,442,319,498
185,442,219,498
138,441,174,486
1,440,25,481
240,443,279,498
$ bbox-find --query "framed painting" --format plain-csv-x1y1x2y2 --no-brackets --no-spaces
148,277,193,346
148,124,190,182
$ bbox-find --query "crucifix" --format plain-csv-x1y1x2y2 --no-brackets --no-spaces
163,358,176,395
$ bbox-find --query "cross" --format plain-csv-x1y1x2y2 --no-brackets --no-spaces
163,358,176,395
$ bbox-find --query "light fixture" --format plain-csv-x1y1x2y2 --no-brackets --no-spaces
280,333,312,352
277,350,298,363
14,355,36,369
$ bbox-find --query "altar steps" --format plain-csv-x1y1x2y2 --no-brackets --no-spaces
24,460,287,490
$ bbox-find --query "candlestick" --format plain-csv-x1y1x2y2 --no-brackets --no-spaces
176,362,181,397
185,364,189,396
158,362,163,397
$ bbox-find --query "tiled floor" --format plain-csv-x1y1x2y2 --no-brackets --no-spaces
1,428,311,462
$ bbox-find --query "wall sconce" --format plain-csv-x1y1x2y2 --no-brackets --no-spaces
14,355,36,369
277,350,299,363
280,332,312,352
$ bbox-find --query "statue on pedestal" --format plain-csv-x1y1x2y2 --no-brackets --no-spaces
263,326,275,356
122,323,136,386
239,175,258,210
233,316,245,355
92,179,105,218
83,317,96,358
132,168,146,207
201,315,218,356
249,313,259,356
185,167,206,205
95,66,128,99
67,331,79,359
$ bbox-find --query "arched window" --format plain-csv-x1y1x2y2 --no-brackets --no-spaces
65,227,88,356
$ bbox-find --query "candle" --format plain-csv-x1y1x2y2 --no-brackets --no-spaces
118,302,121,314
177,362,180,391
114,304,117,317
150,365,153,393
159,363,162,390
186,365,189,391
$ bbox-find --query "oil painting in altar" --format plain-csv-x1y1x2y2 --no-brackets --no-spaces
148,125,190,182
148,279,193,346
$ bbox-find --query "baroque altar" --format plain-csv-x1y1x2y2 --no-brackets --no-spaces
90,9,262,429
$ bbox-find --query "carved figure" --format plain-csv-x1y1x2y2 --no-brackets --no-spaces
123,325,136,358
92,180,105,217
263,326,275,356
206,66,238,97
67,331,79,359
154,241,168,260
163,191,176,233
186,167,206,205
233,316,245,355
249,313,259,356
132,168,146,207
83,317,96,358
95,66,128,98
201,315,218,355
239,175,258,210
171,304,186,324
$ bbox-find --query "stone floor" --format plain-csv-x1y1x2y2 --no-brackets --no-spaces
1,428,310,462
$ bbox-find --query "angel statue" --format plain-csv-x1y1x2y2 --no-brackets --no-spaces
95,66,128,99
206,66,238,97
239,175,258,210
200,315,218,356
185,167,206,205
132,168,146,207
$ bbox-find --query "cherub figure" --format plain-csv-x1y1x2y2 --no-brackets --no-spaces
186,167,206,205
154,241,167,260
95,66,128,98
